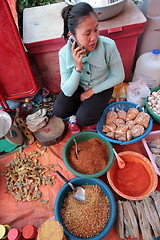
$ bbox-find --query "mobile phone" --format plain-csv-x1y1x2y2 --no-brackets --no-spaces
69,35,78,49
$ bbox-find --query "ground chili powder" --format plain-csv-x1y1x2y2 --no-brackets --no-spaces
113,160,151,197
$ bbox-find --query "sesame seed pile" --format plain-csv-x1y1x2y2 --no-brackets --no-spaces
61,185,110,238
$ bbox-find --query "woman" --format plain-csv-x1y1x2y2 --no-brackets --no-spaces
54,2,125,134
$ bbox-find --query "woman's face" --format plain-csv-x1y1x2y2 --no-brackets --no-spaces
75,13,99,52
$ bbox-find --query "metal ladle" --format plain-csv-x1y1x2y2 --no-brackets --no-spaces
56,171,85,201
113,148,125,169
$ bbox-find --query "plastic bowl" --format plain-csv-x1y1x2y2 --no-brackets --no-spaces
97,101,153,145
62,131,114,178
107,151,158,200
65,0,127,21
0,111,12,138
54,177,116,240
145,87,160,124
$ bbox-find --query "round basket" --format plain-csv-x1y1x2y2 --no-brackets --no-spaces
145,87,160,124
97,101,153,145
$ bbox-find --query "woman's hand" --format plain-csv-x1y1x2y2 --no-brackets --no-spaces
80,88,94,101
71,42,86,72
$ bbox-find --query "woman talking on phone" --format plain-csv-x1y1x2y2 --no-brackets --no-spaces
54,2,125,134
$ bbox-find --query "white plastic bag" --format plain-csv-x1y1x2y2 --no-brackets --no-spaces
126,79,150,106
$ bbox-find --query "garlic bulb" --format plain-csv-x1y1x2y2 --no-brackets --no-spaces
147,90,160,116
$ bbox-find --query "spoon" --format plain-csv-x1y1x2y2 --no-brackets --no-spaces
56,171,85,201
113,148,125,169
73,138,79,158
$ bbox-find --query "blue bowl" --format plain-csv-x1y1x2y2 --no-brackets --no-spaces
97,101,153,145
54,177,116,240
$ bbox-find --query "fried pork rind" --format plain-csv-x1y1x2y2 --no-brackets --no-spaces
114,118,125,127
134,112,150,129
126,130,133,141
115,134,127,142
117,110,127,120
102,123,116,133
131,124,145,138
106,111,118,125
115,124,129,137
126,108,139,121
105,132,115,139
126,120,135,129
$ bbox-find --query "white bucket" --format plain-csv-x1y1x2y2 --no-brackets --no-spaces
132,49,160,89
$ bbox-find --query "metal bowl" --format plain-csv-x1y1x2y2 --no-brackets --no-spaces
0,111,12,138
65,0,128,21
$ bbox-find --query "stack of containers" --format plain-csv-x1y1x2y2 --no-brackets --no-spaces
23,0,146,94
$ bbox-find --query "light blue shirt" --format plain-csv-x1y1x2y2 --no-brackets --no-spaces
59,35,125,97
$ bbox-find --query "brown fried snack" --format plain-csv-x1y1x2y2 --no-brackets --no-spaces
117,110,127,120
115,134,127,142
115,124,129,137
126,108,139,121
106,111,118,125
134,112,150,128
126,120,135,129
114,118,125,127
131,124,145,138
126,130,133,141
105,132,115,139
102,123,116,133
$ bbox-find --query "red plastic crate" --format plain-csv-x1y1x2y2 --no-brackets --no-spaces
0,0,38,100
23,0,146,94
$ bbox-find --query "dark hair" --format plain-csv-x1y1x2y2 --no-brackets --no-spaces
61,2,97,39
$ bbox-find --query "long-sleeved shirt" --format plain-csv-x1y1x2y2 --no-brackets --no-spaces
58,35,125,97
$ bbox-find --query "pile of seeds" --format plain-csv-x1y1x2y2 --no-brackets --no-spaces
61,185,110,238
2,149,59,202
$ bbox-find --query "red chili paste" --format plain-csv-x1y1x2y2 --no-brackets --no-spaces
113,161,151,197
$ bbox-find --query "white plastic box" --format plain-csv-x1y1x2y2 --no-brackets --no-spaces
142,130,160,176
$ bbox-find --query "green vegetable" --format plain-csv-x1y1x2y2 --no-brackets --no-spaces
17,0,57,13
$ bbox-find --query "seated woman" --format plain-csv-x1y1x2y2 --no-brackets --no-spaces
54,2,125,134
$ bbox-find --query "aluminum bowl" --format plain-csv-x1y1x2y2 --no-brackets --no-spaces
65,0,128,21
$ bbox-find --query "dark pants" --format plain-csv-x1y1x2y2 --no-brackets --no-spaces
54,86,113,126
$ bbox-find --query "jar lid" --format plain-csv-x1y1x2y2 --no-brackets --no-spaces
152,49,160,54
3,225,11,233
8,228,21,240
0,225,6,239
22,225,37,239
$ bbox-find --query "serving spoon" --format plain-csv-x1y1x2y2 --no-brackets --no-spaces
56,171,85,201
113,148,125,169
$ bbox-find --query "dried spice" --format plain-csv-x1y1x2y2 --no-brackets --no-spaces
61,185,110,238
68,138,109,174
37,219,64,240
3,150,56,201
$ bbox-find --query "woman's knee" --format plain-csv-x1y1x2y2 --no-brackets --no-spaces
76,111,98,126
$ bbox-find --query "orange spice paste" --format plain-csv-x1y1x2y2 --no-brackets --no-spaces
113,160,151,197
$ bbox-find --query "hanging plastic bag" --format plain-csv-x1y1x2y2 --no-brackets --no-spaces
126,79,150,106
